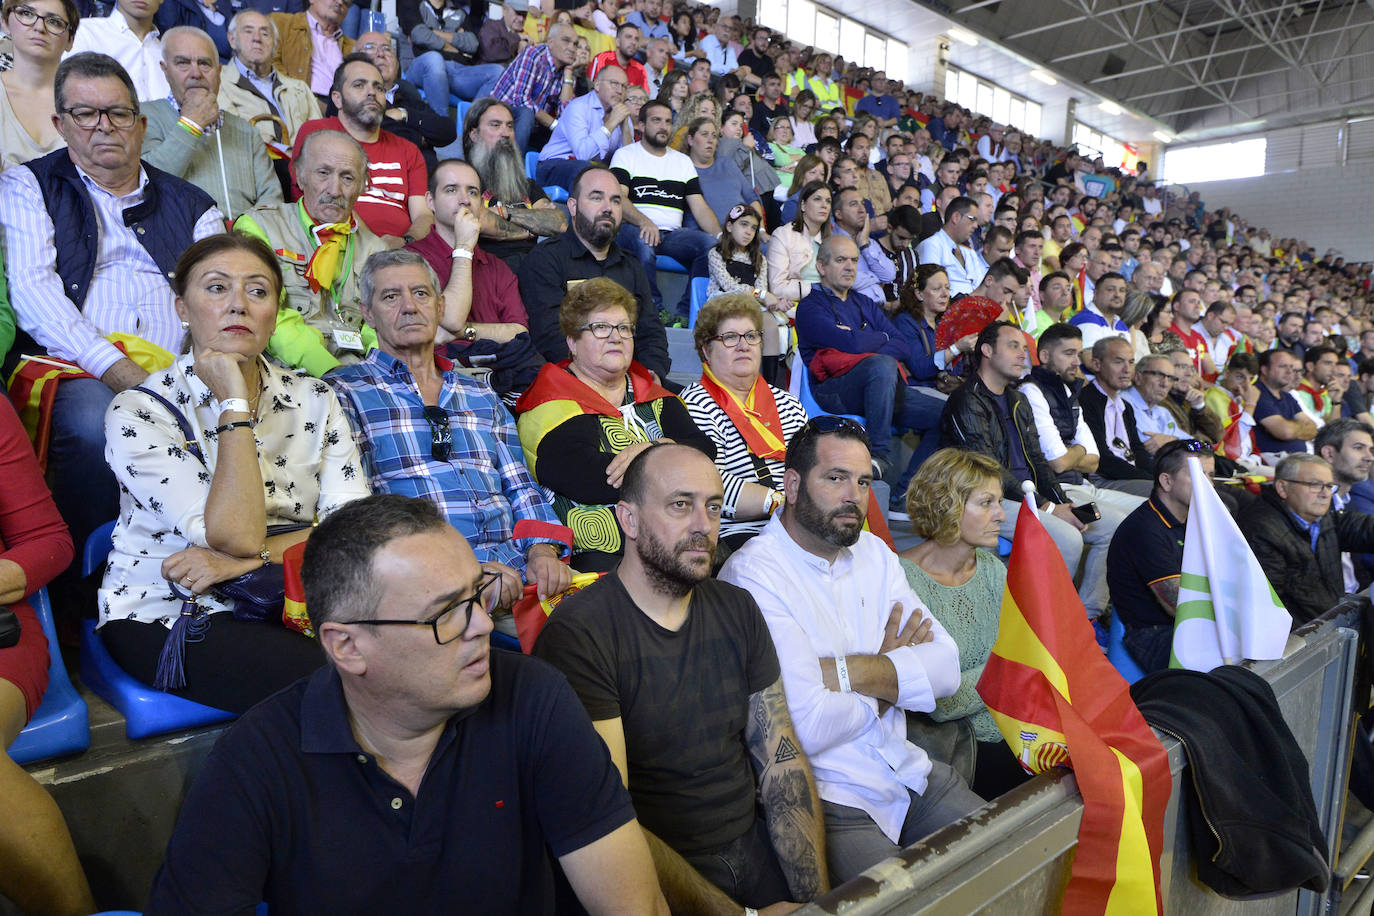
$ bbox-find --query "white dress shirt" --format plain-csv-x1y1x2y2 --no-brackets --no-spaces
67,11,170,101
1020,379,1098,464
720,514,961,843
915,228,985,296
0,164,224,377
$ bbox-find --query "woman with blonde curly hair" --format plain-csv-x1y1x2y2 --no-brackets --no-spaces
898,447,1030,799
670,91,720,150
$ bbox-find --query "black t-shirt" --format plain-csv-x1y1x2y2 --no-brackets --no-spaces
146,654,635,915
737,47,774,80
1106,497,1185,630
533,573,781,855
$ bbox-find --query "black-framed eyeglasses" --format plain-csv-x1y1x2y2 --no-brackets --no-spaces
579,321,635,340
336,569,503,644
711,330,763,348
60,105,139,130
1279,477,1338,495
423,405,452,462
8,4,69,32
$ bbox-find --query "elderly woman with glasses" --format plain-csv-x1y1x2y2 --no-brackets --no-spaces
98,233,370,714
899,447,1029,799
515,277,713,571
679,294,810,550
0,0,77,169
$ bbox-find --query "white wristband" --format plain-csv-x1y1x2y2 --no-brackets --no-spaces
451,247,473,260
219,398,251,416
835,655,852,693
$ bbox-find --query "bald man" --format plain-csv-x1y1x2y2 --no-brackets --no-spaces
536,64,635,191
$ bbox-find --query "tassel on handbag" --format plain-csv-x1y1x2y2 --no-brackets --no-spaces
152,595,213,691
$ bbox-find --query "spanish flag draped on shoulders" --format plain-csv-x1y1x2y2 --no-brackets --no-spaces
513,360,678,567
977,497,1171,915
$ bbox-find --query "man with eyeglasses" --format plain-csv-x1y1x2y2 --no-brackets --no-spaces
1241,453,1374,624
0,52,222,556
148,493,669,915
1106,440,1216,673
537,444,828,913
142,26,281,219
536,64,635,193
66,0,170,100
1122,354,1186,454
916,195,985,297
327,249,573,628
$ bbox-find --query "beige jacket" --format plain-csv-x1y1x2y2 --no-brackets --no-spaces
219,65,322,145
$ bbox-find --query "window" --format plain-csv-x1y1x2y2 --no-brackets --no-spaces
1023,102,1042,138
813,10,837,54
944,66,1047,138
991,86,1010,125
758,0,787,32
839,17,864,65
886,40,907,79
864,32,886,70
975,82,993,120
1162,138,1268,183
786,0,814,46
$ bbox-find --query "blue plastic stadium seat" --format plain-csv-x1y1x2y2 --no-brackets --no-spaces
795,361,864,426
7,587,91,765
1106,612,1146,685
688,277,709,329
523,150,569,202
997,536,1012,557
656,255,688,274
77,522,236,740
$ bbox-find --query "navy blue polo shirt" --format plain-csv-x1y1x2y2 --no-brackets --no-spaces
1106,497,1185,630
146,652,636,915
1253,384,1307,454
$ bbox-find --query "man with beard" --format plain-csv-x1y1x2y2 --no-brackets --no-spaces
519,165,670,378
462,98,567,270
612,100,721,315
1317,417,1374,582
353,31,457,174
142,27,281,218
535,445,829,914
292,55,431,243
720,419,979,884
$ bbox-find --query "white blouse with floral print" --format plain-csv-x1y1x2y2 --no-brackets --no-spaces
99,354,369,628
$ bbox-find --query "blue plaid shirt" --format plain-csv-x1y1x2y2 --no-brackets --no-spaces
326,350,567,572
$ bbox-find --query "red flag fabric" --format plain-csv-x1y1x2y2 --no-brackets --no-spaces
977,501,1171,914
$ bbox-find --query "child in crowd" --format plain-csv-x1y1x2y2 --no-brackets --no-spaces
707,205,792,382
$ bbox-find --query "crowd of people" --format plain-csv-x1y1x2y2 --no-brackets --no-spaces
0,0,1371,911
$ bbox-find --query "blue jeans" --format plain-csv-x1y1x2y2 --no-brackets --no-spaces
681,817,791,908
535,157,594,192
510,104,538,155
408,52,504,108
49,377,118,549
614,222,717,313
810,355,943,462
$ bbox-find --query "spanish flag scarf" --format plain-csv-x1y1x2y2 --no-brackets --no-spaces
698,365,786,461
299,202,356,294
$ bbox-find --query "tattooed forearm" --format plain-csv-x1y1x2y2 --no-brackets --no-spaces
748,679,830,900
507,205,567,238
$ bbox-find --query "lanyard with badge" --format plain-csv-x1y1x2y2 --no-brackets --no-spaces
295,203,365,353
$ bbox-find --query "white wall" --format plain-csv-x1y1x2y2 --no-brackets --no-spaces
1182,164,1374,262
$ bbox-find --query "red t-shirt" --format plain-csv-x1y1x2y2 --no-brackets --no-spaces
292,118,427,239
1170,321,1211,372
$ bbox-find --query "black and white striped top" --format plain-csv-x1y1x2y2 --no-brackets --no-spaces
678,381,811,540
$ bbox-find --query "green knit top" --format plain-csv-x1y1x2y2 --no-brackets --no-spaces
900,550,1006,743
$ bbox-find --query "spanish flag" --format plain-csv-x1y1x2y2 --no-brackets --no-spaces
281,541,311,637
7,335,177,471
977,500,1171,915
512,572,604,652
